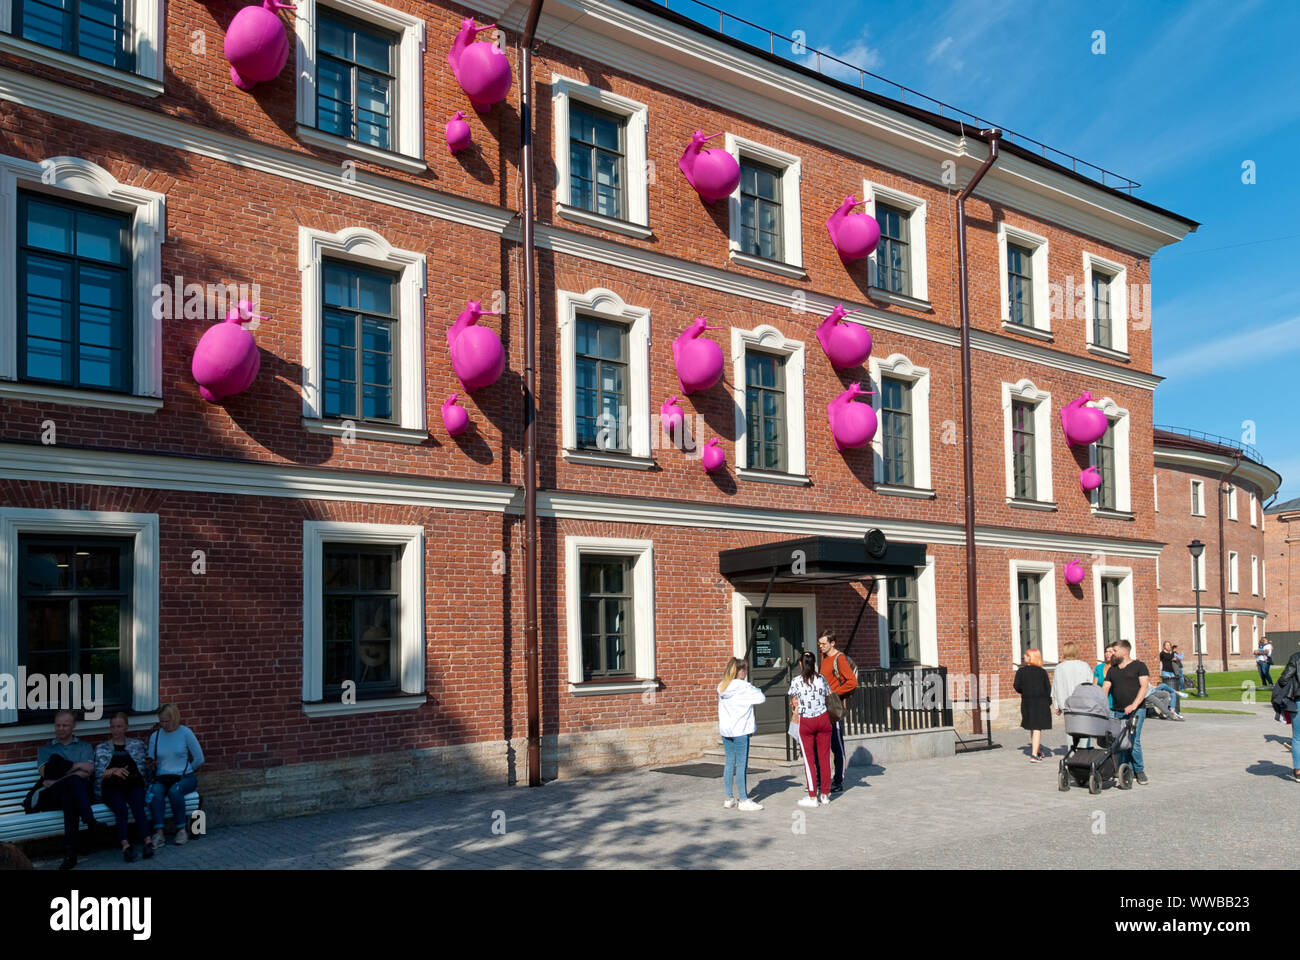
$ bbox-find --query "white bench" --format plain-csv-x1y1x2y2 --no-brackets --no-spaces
0,760,199,845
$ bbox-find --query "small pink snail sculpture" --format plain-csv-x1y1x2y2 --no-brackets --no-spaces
224,0,294,91
1063,559,1086,586
825,194,880,265
442,394,469,436
1080,465,1102,492
827,383,877,452
678,130,741,203
447,18,511,113
447,300,505,392
1060,391,1109,446
192,299,263,403
702,437,726,472
672,316,725,395
445,111,472,154
660,396,685,444
815,304,872,370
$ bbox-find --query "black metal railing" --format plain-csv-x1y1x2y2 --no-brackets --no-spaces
1154,424,1264,466
842,666,952,735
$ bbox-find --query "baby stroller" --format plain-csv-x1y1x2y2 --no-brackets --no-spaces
1057,683,1138,794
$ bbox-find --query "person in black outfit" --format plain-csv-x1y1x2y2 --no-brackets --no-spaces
94,712,155,862
35,710,100,870
1101,639,1151,785
1014,648,1052,761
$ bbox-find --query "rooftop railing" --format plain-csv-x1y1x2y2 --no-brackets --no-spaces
1155,424,1264,465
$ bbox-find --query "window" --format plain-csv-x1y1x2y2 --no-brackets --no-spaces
870,354,931,491
551,76,649,236
321,260,398,423
863,181,928,302
315,11,397,151
1092,565,1134,661
0,156,164,409
299,226,426,443
1088,397,1131,514
1009,560,1057,663
18,191,131,393
321,544,399,697
732,324,807,480
0,0,163,93
1011,399,1036,500
879,376,912,486
1082,252,1128,355
724,135,802,275
1191,552,1206,592
1249,493,1258,526
1091,268,1113,349
1156,556,1160,590
874,203,910,296
1016,572,1042,661
1193,621,1205,655
1002,379,1052,503
1099,576,1122,650
1251,555,1259,595
887,574,919,665
579,555,633,678
1154,474,1159,512
744,350,786,472
997,224,1049,334
1226,485,1238,521
1229,551,1239,593
1006,243,1034,327
294,0,425,167
564,536,656,692
574,314,628,452
1190,479,1204,515
1094,418,1117,510
1230,622,1239,655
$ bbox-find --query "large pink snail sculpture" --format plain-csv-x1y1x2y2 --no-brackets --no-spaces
442,395,470,436
445,111,472,154
702,437,726,472
672,316,725,395
816,304,872,370
1063,559,1086,586
1080,466,1102,493
191,300,263,403
224,0,294,91
660,396,685,444
825,194,880,265
447,19,511,113
678,130,741,203
827,383,877,452
447,300,505,392
1060,391,1109,446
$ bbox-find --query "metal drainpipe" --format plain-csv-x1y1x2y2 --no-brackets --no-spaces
1217,452,1244,672
520,0,545,787
956,129,1000,736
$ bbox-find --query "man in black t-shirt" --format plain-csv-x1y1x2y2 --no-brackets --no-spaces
1101,640,1151,784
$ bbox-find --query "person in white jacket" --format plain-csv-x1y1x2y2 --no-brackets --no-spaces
718,657,766,811
1052,641,1099,747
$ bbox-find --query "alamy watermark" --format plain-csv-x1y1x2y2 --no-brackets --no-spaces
0,669,104,720
152,276,263,323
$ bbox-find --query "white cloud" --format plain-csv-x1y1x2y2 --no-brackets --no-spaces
1158,314,1300,379
927,36,954,62
802,36,883,82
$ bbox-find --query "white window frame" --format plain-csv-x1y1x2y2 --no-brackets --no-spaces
1010,559,1058,665
1230,619,1239,656
557,286,652,468
1252,617,1259,653
1250,492,1258,527
1153,474,1159,512
0,155,165,411
295,0,426,170
1002,379,1053,503
0,0,163,96
870,353,931,490
1081,251,1128,356
1155,556,1160,590
301,520,425,713
1194,619,1205,655
551,75,650,239
1087,396,1131,514
724,134,803,277
997,222,1050,335
1225,485,1238,521
1251,555,1259,595
0,508,159,724
1228,551,1239,593
731,591,817,662
861,180,928,303
1091,565,1135,663
565,536,656,693
732,323,807,482
298,225,427,443
876,555,938,668
1192,552,1206,592
1190,479,1205,516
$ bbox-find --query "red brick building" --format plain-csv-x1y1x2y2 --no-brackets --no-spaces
0,0,1196,820
1265,497,1300,649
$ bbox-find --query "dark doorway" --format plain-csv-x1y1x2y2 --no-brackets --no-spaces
747,607,804,734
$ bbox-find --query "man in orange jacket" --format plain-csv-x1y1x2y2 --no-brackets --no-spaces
818,630,858,793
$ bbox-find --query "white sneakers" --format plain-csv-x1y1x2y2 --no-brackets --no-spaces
151,829,165,850
173,828,188,845
737,799,763,811
797,796,819,808
723,797,737,809
817,794,830,806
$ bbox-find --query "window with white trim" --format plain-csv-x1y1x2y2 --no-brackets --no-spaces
564,536,656,692
1249,492,1257,526
0,155,164,411
1228,551,1239,593
724,135,802,276
1091,565,1134,661
1226,485,1238,521
0,508,159,724
870,353,930,490
1191,552,1206,592
1190,479,1204,516
1155,556,1160,590
1009,559,1057,664
551,75,649,237
301,521,424,711
732,324,806,481
1251,555,1259,595
0,0,163,95
862,181,928,302
997,223,1049,334
875,556,937,668
299,226,426,444
1193,620,1205,655
294,0,425,170
1002,379,1052,503
1082,252,1128,355
1153,474,1159,512
1230,621,1239,655
557,287,652,468
1087,398,1130,514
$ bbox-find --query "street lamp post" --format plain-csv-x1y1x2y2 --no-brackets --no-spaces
1188,539,1207,698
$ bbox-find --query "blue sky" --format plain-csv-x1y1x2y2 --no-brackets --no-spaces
675,0,1300,500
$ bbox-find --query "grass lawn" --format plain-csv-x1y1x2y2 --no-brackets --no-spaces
1172,668,1280,705
1179,707,1254,715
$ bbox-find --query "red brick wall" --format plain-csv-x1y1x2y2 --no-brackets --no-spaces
1265,509,1299,633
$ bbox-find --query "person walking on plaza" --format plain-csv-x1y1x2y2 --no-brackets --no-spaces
1270,650,1300,781
1101,640,1151,785
95,711,154,862
1014,648,1052,761
817,629,857,794
35,710,101,870
1255,638,1275,688
789,651,832,808
1051,641,1093,716
145,703,204,848
717,657,766,811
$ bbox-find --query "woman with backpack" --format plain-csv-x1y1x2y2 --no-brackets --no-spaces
789,650,833,808
1270,650,1300,781
717,657,766,811
145,703,204,848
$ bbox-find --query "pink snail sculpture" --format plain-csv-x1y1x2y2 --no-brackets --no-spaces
678,130,741,203
447,300,505,392
660,396,685,444
445,111,472,154
825,194,880,265
224,0,294,91
1063,559,1086,586
702,437,725,473
441,394,470,436
672,316,725,395
447,19,511,113
1080,465,1102,493
1060,391,1109,446
815,304,872,370
827,383,877,452
191,299,263,403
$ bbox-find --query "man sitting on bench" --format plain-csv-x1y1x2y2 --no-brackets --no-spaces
36,710,101,870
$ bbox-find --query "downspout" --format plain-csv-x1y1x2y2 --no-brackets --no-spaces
1217,453,1244,671
520,0,544,787
956,129,1000,736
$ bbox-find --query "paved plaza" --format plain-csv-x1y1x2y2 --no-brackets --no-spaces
31,700,1298,870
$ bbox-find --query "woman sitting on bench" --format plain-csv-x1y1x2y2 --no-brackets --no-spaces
145,703,204,848
94,712,154,862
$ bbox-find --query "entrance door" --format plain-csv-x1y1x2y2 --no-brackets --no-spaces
746,607,805,734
